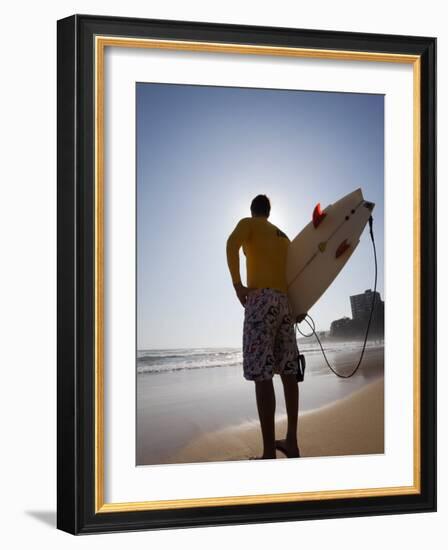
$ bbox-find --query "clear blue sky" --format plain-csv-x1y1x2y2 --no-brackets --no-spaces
137,83,384,349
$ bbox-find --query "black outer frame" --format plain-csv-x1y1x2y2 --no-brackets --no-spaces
57,14,436,535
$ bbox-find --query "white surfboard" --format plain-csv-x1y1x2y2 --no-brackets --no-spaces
286,188,375,321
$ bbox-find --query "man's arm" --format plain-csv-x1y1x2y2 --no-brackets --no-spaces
226,218,251,306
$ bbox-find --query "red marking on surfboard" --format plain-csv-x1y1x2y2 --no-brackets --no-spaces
312,203,327,228
335,239,351,258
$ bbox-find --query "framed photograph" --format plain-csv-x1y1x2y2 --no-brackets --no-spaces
57,14,436,534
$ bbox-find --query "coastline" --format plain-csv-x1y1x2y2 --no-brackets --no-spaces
137,345,384,466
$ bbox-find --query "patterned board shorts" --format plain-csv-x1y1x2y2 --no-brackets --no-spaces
243,288,299,381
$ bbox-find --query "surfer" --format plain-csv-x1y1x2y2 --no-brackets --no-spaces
226,195,302,460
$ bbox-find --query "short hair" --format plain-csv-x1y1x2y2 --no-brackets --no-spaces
250,195,271,217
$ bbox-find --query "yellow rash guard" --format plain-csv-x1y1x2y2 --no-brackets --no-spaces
226,217,290,293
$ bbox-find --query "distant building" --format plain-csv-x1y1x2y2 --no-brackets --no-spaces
329,290,384,339
350,289,383,320
330,317,353,338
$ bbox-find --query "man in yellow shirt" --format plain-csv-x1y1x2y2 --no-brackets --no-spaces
226,195,300,460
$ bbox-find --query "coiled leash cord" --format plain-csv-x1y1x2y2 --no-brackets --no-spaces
295,216,378,379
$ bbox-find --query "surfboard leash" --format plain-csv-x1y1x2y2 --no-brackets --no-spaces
295,215,378,379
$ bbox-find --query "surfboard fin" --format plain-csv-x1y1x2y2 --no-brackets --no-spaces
335,239,351,258
312,203,327,228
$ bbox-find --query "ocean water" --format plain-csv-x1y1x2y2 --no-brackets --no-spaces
137,340,384,376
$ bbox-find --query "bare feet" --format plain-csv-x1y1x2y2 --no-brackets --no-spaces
249,454,276,460
275,439,300,458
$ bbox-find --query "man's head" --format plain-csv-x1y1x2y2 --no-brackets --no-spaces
250,195,271,218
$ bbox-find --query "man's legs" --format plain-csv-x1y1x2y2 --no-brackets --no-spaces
254,379,276,459
276,373,300,457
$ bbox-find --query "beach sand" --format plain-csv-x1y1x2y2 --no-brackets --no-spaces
171,378,384,464
137,346,384,465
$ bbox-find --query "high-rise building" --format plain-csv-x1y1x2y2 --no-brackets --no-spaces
329,290,384,339
350,289,383,320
